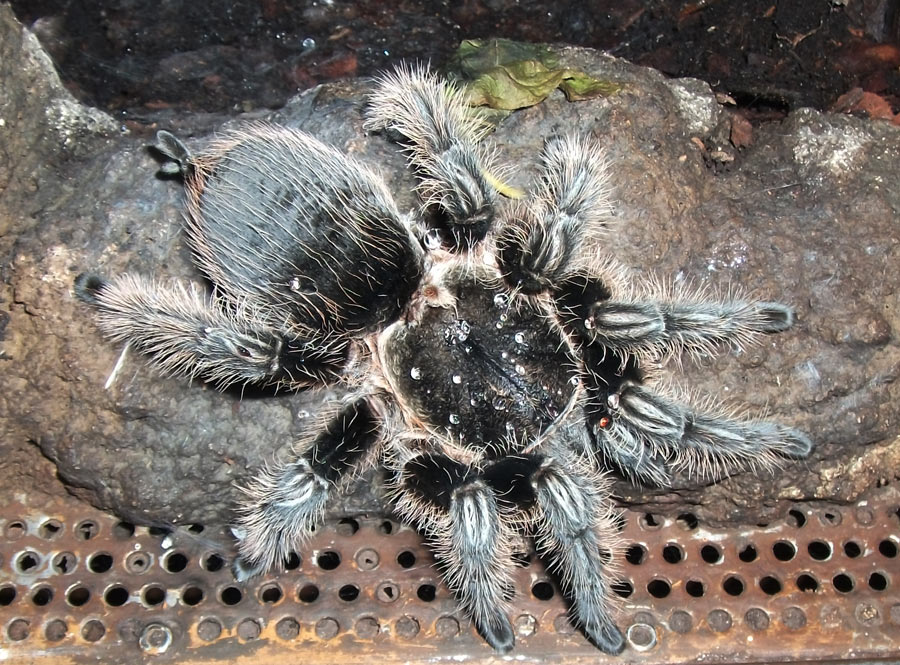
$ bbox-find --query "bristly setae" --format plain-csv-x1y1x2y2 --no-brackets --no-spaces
75,64,812,654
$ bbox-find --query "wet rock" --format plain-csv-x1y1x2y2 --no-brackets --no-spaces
2,7,898,529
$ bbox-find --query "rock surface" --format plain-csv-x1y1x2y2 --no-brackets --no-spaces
2,6,899,530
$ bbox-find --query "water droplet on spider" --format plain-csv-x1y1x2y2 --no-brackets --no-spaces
501,351,509,360
445,319,471,344
495,322,503,329
410,367,422,380
452,374,462,384
297,409,311,419
470,398,477,406
569,376,580,386
493,293,509,308
515,364,526,375
290,277,302,292
607,393,621,410
499,313,508,323
514,332,527,345
449,413,460,425
492,396,508,411
584,317,596,330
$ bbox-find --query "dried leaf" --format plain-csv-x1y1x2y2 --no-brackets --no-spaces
448,38,620,110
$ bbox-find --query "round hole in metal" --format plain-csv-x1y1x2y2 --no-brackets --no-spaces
339,584,360,601
808,540,832,561
52,552,76,574
773,541,796,561
0,585,17,605
787,509,806,527
868,572,888,591
31,586,53,606
317,551,341,570
843,540,862,558
676,512,699,530
125,551,152,574
201,553,224,572
219,586,242,605
104,585,129,606
8,618,29,641
45,619,67,642
74,520,99,541
531,581,555,600
142,585,166,606
832,573,854,593
5,521,26,539
759,576,782,595
112,521,135,539
298,584,319,603
81,619,105,642
284,551,301,570
259,584,283,604
66,585,90,607
16,551,40,573
701,544,722,563
648,579,671,598
626,544,646,565
417,584,436,602
685,579,705,597
879,539,898,558
39,519,63,540
336,518,360,536
796,573,819,592
163,552,188,573
612,580,634,598
87,552,113,573
739,544,758,562
397,550,416,568
723,576,745,596
182,586,204,606
662,544,683,563
640,513,662,529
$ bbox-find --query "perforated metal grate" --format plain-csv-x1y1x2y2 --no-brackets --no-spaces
1,489,899,663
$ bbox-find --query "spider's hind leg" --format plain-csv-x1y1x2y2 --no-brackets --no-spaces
233,396,382,579
365,65,500,249
392,452,518,652
525,448,625,654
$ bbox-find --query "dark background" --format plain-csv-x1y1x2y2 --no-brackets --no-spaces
9,0,900,122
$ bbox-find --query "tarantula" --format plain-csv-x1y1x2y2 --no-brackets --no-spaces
75,65,812,654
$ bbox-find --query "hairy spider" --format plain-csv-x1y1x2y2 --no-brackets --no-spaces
75,65,812,654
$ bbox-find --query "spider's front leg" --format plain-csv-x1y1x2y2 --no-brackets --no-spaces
496,134,613,294
391,451,518,652
74,273,350,389
233,396,382,579
365,65,500,249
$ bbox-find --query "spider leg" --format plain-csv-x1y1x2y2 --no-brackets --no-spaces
392,452,517,652
529,452,625,654
583,297,794,359
595,379,813,481
497,134,613,294
553,269,795,359
365,64,499,250
233,397,381,579
74,273,350,390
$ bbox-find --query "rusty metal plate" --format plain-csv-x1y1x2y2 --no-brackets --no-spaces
1,487,899,664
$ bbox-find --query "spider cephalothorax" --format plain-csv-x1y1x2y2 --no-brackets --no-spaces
76,65,812,654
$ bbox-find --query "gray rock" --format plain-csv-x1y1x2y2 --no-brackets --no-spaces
2,6,898,531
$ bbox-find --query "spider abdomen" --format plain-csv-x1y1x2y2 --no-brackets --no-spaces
381,267,577,452
186,124,424,333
